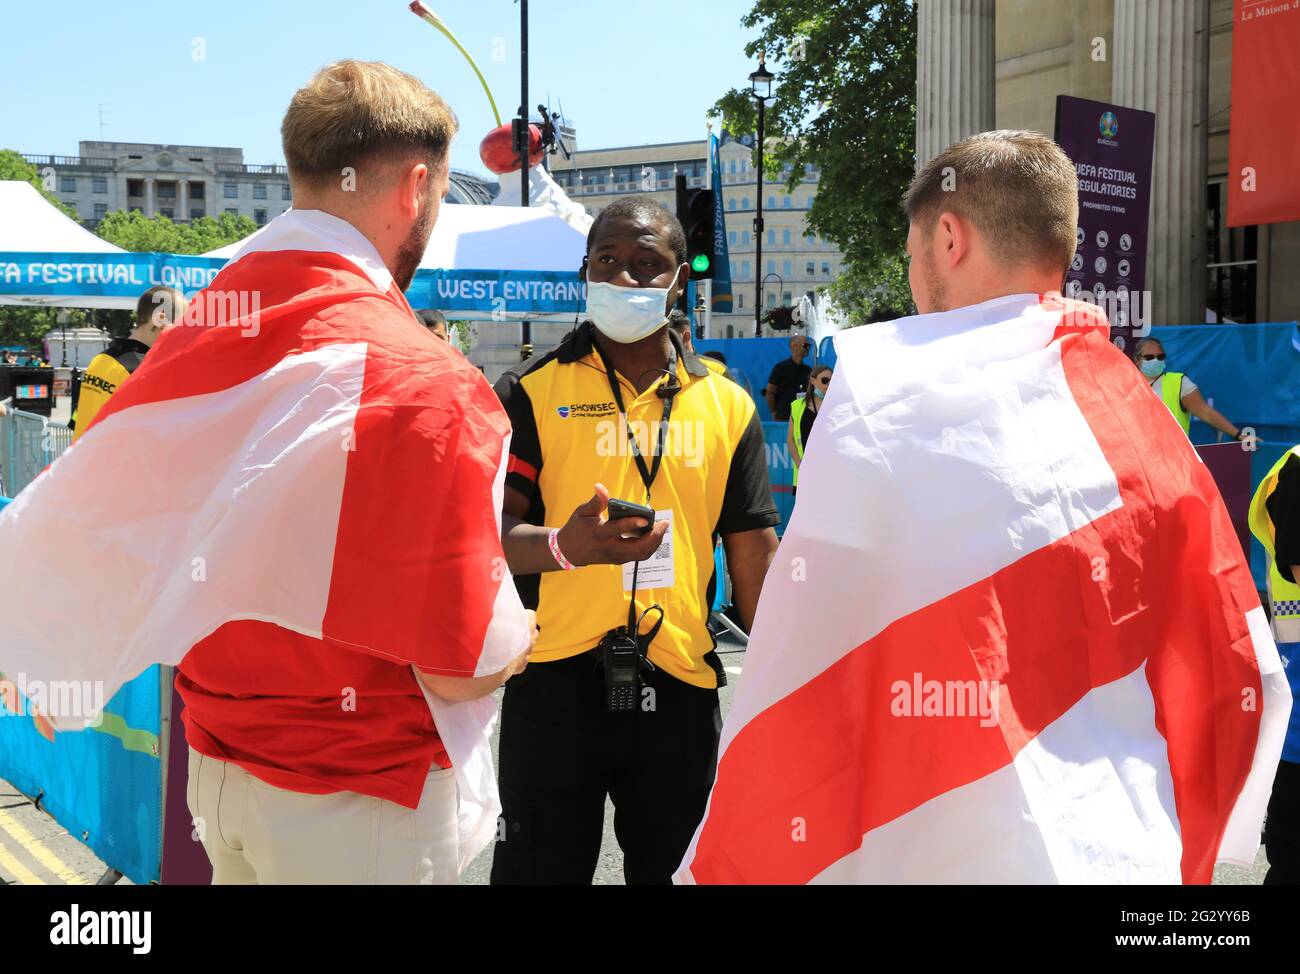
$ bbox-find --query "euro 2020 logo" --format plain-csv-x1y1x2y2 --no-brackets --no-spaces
1099,111,1119,139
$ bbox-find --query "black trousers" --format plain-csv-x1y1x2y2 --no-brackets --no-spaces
1265,759,1300,884
489,649,722,885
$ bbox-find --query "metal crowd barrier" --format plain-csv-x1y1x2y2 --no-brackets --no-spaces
0,398,72,498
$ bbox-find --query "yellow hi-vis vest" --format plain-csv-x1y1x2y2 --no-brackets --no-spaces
790,394,809,487
1157,371,1191,434
1248,444,1300,644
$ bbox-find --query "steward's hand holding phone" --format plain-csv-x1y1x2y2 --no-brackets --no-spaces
555,483,668,567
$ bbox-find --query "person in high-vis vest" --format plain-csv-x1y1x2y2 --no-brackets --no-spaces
70,285,186,442
787,364,832,498
1131,337,1243,442
1248,444,1300,884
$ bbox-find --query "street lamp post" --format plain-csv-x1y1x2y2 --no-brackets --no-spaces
749,57,773,338
760,272,785,327
57,308,68,368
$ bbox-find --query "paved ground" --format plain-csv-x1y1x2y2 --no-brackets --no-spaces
0,629,1272,885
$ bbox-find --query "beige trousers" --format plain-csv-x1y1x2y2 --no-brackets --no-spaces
185,747,459,885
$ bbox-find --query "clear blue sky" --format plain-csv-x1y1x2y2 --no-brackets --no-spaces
2,0,761,177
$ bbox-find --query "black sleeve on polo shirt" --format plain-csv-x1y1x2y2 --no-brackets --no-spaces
766,360,784,389
492,368,542,503
717,410,779,536
1267,453,1300,584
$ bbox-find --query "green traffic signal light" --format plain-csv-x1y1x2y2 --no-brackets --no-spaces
692,253,711,273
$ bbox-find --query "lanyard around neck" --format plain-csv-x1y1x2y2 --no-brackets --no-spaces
592,335,680,501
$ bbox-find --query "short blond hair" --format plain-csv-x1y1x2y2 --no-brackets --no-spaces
905,130,1078,273
136,285,186,326
281,60,458,189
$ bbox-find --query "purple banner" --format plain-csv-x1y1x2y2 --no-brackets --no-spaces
160,674,213,885
1054,95,1155,341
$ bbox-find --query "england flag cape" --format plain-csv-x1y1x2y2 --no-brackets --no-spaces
0,209,530,873
676,293,1291,884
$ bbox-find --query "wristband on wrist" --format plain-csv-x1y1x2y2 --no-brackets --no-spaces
548,528,576,571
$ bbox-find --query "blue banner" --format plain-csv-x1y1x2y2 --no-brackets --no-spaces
1,253,588,318
406,268,585,316
0,665,163,884
0,252,225,300
710,134,734,314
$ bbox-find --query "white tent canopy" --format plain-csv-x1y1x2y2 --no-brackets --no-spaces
0,180,226,311
410,199,589,321
419,201,587,274
0,181,136,310
207,198,588,274
204,198,590,322
0,181,123,254
0,168,593,319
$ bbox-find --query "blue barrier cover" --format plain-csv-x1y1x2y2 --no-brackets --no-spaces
762,421,796,534
696,336,828,423
1146,323,1300,445
0,665,163,884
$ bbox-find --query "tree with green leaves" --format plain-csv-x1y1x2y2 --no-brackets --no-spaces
0,157,257,345
0,151,83,347
95,209,258,255
711,0,917,323
0,149,80,220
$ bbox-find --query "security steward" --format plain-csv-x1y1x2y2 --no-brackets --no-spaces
1248,444,1300,884
491,196,779,884
71,285,186,441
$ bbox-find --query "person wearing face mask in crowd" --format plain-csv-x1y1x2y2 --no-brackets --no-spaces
1132,337,1244,442
787,364,833,498
491,195,780,884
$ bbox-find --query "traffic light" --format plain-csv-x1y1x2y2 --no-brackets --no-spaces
678,188,716,280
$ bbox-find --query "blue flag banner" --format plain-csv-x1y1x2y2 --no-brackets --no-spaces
405,268,586,316
0,252,225,300
710,134,734,314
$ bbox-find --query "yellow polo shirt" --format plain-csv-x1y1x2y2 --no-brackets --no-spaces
494,323,776,689
71,338,150,442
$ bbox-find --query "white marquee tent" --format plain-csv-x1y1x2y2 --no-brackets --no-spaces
0,181,136,310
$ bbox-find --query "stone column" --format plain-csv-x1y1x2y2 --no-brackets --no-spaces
179,180,189,221
144,178,155,217
1113,0,1208,326
916,0,995,169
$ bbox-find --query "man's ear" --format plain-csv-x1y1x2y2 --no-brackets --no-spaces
936,211,968,269
673,261,689,298
400,161,430,219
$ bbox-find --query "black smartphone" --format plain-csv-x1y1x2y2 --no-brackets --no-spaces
606,497,655,536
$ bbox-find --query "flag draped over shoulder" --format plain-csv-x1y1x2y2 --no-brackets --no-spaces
0,213,530,871
677,293,1291,885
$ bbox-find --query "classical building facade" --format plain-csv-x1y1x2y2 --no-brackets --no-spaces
917,0,1297,325
25,140,496,229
